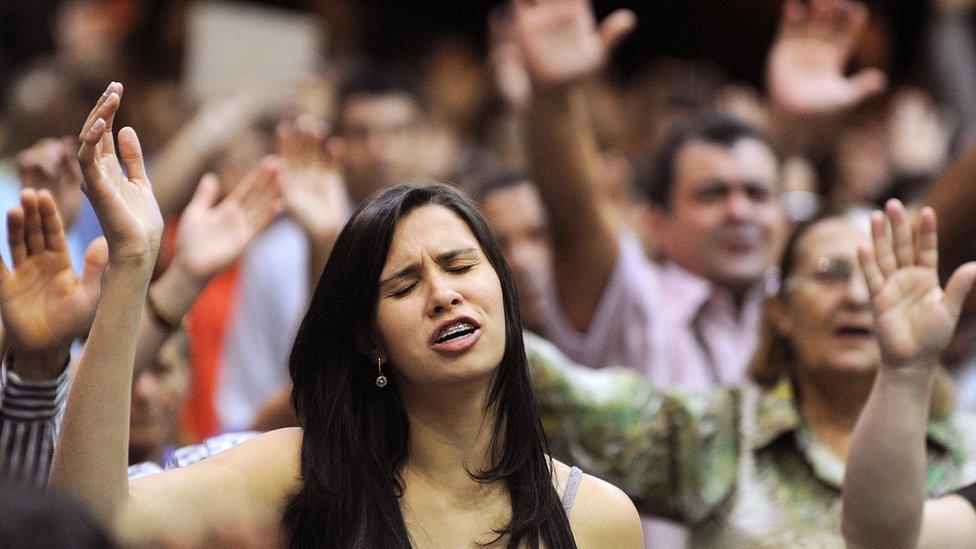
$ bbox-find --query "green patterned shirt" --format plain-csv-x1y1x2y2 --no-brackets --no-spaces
525,333,976,547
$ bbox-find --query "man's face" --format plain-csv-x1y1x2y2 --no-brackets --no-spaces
336,93,422,202
654,138,786,293
129,334,190,463
479,182,553,332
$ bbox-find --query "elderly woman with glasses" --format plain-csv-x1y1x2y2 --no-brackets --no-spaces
525,201,976,547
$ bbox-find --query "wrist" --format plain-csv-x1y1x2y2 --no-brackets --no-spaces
149,263,207,323
877,358,937,385
10,346,72,381
165,256,211,295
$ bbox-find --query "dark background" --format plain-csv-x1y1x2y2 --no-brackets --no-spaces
0,0,934,88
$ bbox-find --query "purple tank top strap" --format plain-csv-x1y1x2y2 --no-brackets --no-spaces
561,466,583,518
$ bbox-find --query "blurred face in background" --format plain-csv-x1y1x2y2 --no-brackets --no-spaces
335,93,422,203
654,138,786,296
479,182,552,333
771,215,878,384
129,332,190,465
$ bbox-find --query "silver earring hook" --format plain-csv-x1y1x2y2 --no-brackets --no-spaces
375,357,388,388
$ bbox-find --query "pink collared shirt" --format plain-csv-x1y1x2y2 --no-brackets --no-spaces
540,233,770,389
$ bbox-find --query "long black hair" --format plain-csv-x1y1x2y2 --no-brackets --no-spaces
284,183,576,548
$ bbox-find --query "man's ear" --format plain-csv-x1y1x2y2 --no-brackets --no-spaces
766,293,793,337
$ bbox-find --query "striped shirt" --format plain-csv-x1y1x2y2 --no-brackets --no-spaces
0,359,69,486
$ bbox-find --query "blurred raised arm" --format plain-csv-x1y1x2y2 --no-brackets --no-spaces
49,81,165,524
842,201,976,548
276,116,350,295
512,0,635,331
134,158,283,376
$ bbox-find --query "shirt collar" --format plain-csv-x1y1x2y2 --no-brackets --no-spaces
752,378,953,489
660,261,773,326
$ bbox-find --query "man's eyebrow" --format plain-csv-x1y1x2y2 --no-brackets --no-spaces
379,247,479,290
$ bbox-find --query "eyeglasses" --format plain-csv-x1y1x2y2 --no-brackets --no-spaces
785,256,860,291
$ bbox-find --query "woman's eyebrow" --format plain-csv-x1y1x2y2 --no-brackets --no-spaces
436,247,478,263
379,247,479,290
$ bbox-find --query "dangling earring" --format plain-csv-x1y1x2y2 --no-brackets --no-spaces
375,357,388,388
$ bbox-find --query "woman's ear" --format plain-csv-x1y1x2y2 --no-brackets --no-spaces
767,293,793,337
354,328,387,363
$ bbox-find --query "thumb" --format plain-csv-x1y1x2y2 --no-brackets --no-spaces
598,9,637,54
943,261,976,322
81,237,109,303
847,68,888,105
187,174,221,213
118,127,149,183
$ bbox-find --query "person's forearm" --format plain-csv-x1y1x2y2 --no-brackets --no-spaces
0,356,69,486
927,10,976,146
49,261,154,528
525,85,620,329
842,364,934,549
926,146,976,312
526,85,617,251
133,261,207,376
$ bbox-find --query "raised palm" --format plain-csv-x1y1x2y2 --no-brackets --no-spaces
0,190,106,356
858,201,976,368
767,0,887,115
15,137,84,230
511,0,636,87
277,118,350,241
77,82,163,267
175,159,284,282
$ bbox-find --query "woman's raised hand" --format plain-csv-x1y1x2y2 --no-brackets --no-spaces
857,200,976,369
77,82,163,269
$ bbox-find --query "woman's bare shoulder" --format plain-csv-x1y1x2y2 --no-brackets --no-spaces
122,428,304,545
549,458,643,549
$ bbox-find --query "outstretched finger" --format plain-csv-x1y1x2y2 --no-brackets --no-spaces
916,207,938,270
834,1,868,56
36,190,68,253
857,243,885,299
78,117,108,194
6,206,26,267
598,9,637,54
777,0,806,39
239,156,282,206
944,262,976,323
887,199,914,268
870,210,897,277
117,127,149,183
21,190,45,256
80,237,108,304
846,68,887,105
187,174,221,214
99,83,124,156
79,83,120,141
0,254,10,284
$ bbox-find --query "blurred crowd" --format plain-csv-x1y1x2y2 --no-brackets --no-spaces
3,0,976,547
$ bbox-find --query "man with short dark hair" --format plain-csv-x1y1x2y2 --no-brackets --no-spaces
473,172,553,334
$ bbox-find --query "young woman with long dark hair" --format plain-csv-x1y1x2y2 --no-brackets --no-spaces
49,84,642,548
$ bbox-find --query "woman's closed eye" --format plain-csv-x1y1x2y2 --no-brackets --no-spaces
391,281,418,298
447,263,476,274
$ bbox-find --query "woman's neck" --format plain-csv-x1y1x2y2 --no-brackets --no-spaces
794,368,875,462
398,377,503,498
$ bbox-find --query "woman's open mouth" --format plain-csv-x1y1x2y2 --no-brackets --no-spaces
431,320,482,353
